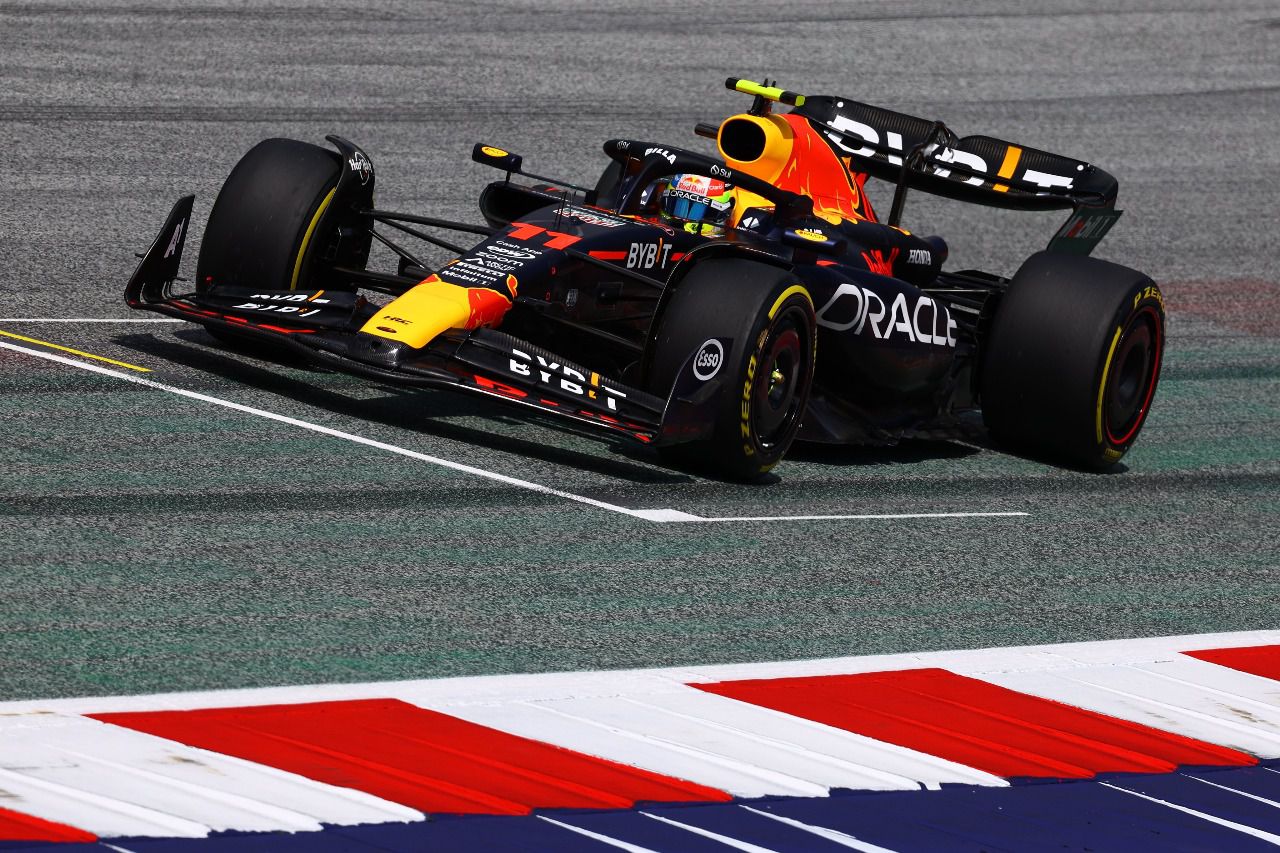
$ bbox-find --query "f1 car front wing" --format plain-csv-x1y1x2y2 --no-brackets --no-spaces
125,196,722,448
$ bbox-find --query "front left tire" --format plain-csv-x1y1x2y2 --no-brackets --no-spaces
646,258,817,481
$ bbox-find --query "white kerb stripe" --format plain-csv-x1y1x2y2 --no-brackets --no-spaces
0,766,209,839
631,689,1006,790
967,659,1280,758
439,686,1006,799
616,694,921,791
500,699,827,798
0,712,420,836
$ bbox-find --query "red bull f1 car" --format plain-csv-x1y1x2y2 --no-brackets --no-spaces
126,78,1165,480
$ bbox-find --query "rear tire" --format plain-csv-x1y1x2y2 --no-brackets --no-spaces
647,259,816,481
195,138,352,296
980,251,1165,469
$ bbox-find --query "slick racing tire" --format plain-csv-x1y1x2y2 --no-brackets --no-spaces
647,259,817,481
195,138,355,296
980,251,1165,469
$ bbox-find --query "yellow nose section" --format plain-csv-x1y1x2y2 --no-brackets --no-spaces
359,275,514,349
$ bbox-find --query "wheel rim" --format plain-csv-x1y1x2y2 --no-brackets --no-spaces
751,312,809,449
1104,305,1162,446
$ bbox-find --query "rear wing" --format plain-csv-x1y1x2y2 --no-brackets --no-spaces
792,95,1118,212
726,78,1122,255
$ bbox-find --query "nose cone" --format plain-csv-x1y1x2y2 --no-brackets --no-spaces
347,333,412,368
357,276,513,350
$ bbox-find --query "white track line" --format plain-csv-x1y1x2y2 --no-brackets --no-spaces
0,339,660,520
2,339,1029,524
1100,782,1280,845
677,512,1029,522
0,318,183,323
642,811,782,853
537,817,662,853
740,806,899,853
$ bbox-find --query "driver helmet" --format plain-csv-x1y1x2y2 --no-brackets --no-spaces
660,173,735,236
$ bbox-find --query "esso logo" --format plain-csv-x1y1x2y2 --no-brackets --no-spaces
693,339,724,381
486,244,537,260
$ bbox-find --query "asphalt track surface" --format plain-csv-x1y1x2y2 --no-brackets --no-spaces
0,0,1277,702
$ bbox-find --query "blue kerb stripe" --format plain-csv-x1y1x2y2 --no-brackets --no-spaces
6,761,1280,852
754,766,1280,852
